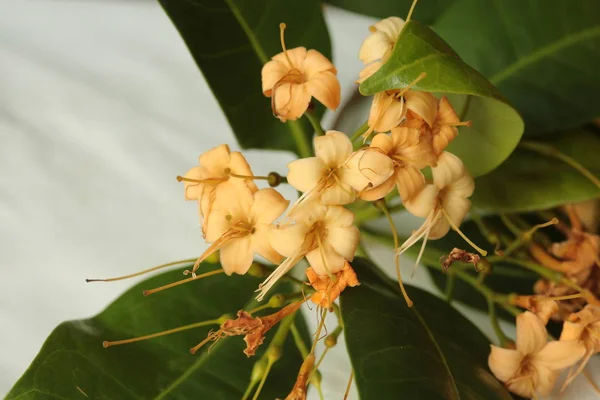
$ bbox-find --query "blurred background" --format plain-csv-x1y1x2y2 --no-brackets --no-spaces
1,1,598,398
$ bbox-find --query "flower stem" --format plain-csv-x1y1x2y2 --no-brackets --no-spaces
289,120,312,158
305,110,325,136
350,121,369,144
487,296,511,346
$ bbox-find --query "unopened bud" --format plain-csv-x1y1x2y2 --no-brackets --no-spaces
267,345,283,362
247,263,270,278
476,259,492,274
267,172,283,187
205,251,219,264
268,294,286,308
217,313,233,325
250,357,269,383
324,334,337,348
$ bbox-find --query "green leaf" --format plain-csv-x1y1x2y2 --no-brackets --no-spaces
360,20,524,178
7,264,310,400
434,0,600,135
472,130,600,212
326,0,455,25
159,0,331,157
341,258,512,400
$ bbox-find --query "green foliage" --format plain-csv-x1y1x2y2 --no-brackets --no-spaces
341,258,512,400
6,264,310,400
472,130,600,212
159,0,331,156
435,0,600,135
360,20,524,178
326,0,454,25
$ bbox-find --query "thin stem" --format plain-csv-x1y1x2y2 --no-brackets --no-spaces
86,258,196,283
310,308,328,355
445,272,456,303
503,218,559,257
521,141,600,189
142,269,224,296
499,213,522,236
350,121,369,144
442,208,487,256
406,0,420,22
488,296,510,346
343,370,354,400
290,323,310,357
378,201,413,307
252,360,274,400
289,120,312,158
305,110,325,136
103,318,220,348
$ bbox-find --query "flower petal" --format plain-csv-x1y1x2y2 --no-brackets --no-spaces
269,223,310,258
306,71,340,111
199,144,231,173
261,60,289,96
371,17,405,41
306,244,346,276
251,224,283,265
182,166,205,200
304,49,336,77
323,205,355,227
535,366,560,395
432,152,466,190
516,311,548,355
273,82,311,121
229,152,258,192
319,181,355,205
405,90,438,127
327,226,360,261
359,31,392,64
369,93,406,133
359,176,396,201
251,188,289,224
287,157,326,193
488,345,523,382
370,132,394,154
532,340,586,370
271,47,307,70
314,131,353,168
404,184,439,218
357,61,381,84
395,166,426,202
343,149,394,191
220,235,254,275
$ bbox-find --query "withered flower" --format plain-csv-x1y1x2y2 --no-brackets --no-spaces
306,262,360,308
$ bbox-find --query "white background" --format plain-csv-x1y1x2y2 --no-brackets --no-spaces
1,1,598,398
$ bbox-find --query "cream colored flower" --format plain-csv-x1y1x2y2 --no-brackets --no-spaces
358,128,430,202
488,311,585,398
180,144,258,235
258,202,359,300
262,24,340,122
559,305,600,388
551,230,600,274
510,295,559,325
358,17,404,82
190,185,288,277
365,88,437,138
287,131,393,205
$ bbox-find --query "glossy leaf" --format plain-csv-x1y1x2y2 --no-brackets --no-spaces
326,0,454,25
360,20,524,178
6,264,310,400
159,0,331,156
341,258,512,400
472,130,600,212
435,0,600,135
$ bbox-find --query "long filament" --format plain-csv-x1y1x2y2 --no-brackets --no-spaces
441,208,487,256
86,258,196,283
143,269,224,296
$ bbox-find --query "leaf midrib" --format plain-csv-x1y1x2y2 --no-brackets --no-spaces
490,25,600,84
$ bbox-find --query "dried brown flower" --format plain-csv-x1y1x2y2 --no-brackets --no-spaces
440,248,480,272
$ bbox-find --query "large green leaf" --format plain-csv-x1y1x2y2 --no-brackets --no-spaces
326,0,454,25
434,0,600,135
360,20,524,178
472,130,600,212
159,0,331,156
7,263,310,399
341,258,511,400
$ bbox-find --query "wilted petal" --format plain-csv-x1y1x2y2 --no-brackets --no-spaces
306,71,341,111
304,49,336,77
314,131,353,168
287,157,327,193
220,235,254,275
371,16,405,40
273,82,311,121
488,345,523,382
359,176,396,201
395,136,437,170
306,244,346,276
432,152,466,190
328,226,360,261
372,95,406,133
252,224,283,265
370,132,394,154
251,188,289,224
390,126,420,148
343,149,394,191
404,184,439,218
532,340,586,370
405,90,438,126
516,311,548,355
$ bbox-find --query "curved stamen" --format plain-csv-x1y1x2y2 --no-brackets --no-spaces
441,208,488,256
279,23,295,69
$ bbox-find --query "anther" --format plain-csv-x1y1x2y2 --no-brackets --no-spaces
279,23,295,69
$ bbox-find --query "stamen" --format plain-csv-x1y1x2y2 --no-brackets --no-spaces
143,269,224,296
398,72,427,97
103,318,221,348
524,218,559,239
378,200,413,307
543,293,583,301
406,0,420,23
410,217,433,278
583,366,600,394
185,229,245,276
256,251,304,301
440,120,472,128
441,208,488,256
279,23,295,68
189,331,222,354
315,233,336,282
176,175,227,185
86,258,196,283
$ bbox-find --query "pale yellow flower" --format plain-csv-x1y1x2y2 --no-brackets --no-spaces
358,17,404,82
258,202,359,300
358,128,429,202
180,144,258,235
287,131,393,205
559,305,600,388
191,185,288,277
262,24,340,122
488,311,585,398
